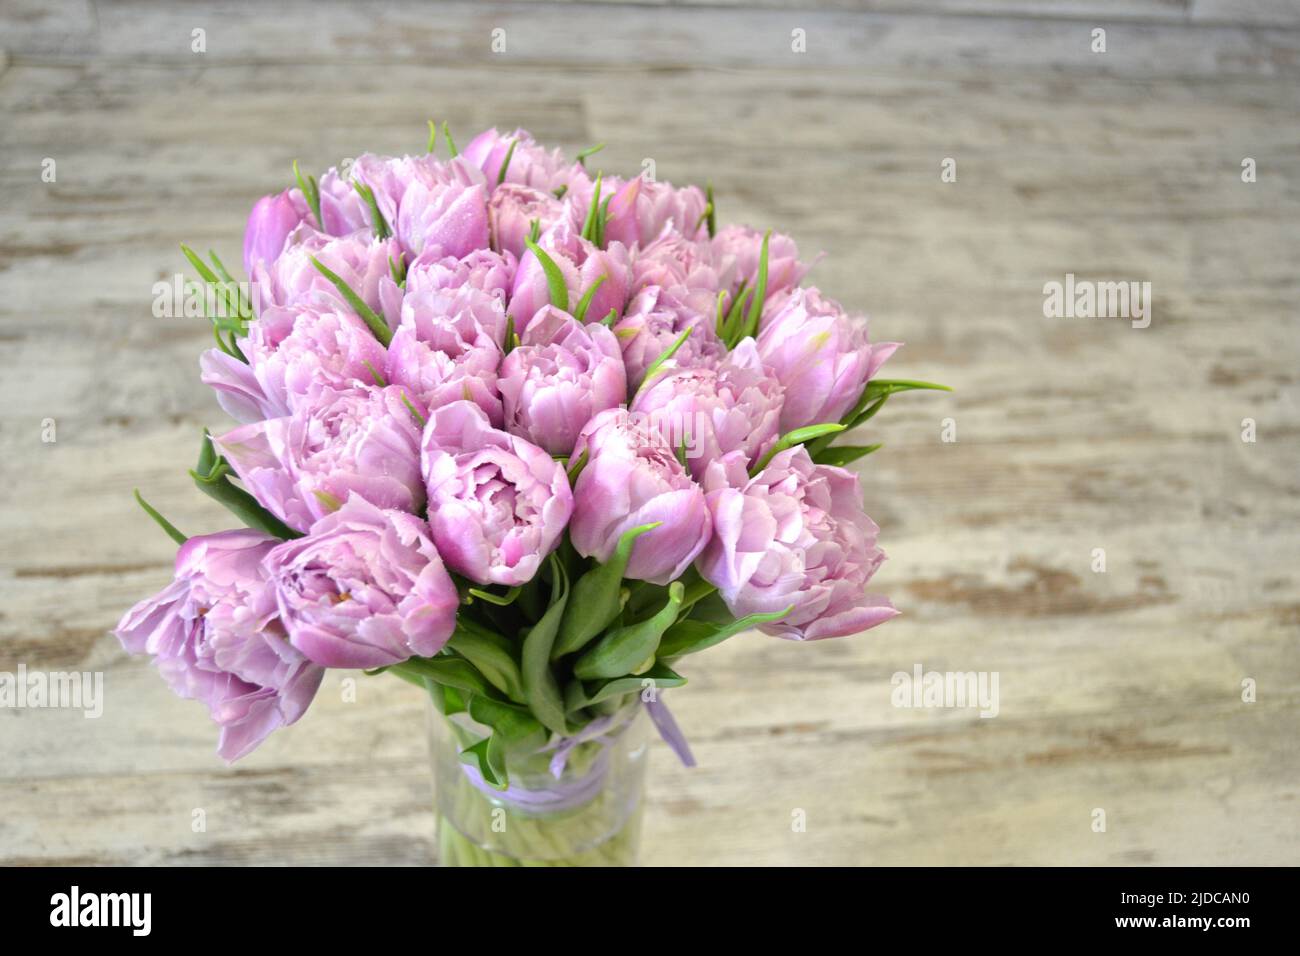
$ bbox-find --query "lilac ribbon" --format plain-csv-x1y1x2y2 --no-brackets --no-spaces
460,752,611,813
645,696,696,767
458,696,696,810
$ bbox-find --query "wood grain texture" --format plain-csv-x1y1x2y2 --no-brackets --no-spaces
1,0,1297,866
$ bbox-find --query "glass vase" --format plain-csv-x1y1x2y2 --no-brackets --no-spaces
428,700,650,866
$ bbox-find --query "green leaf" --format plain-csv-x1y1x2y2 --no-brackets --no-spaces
208,250,237,285
720,280,752,347
181,244,249,328
447,621,526,704
705,182,716,238
821,380,952,454
580,173,603,243
467,694,545,749
811,443,883,466
740,230,771,342
211,324,237,359
426,120,438,154
496,138,518,186
388,254,406,287
566,447,589,484
133,489,187,545
636,327,692,395
351,179,392,239
308,256,392,345
502,314,517,355
684,590,734,625
443,685,467,716
395,655,498,699
384,665,427,691
575,142,605,167
658,604,794,659
292,159,322,225
400,391,426,428
694,202,713,236
572,274,607,323
459,736,507,790
422,676,445,711
573,581,684,681
677,573,719,614
523,237,569,314
751,422,847,475
841,395,889,436
553,522,661,659
862,378,953,401
442,121,459,158
466,585,522,607
565,662,686,712
595,194,612,249
521,554,571,736
189,431,299,540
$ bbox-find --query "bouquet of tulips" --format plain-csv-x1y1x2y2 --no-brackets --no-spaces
115,124,946,860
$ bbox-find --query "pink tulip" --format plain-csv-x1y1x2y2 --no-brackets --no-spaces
630,338,783,479
215,384,426,534
697,447,899,640
508,220,631,326
243,189,312,275
421,400,573,587
757,287,900,431
498,306,627,456
114,529,324,761
569,408,712,585
613,285,725,391
264,496,459,669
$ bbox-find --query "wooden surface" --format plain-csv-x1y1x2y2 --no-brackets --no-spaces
1,0,1297,866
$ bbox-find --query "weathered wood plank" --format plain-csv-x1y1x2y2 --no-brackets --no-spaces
1,1,1297,865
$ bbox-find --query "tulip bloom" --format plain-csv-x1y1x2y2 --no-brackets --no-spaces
630,338,783,479
757,287,900,431
316,161,395,237
215,385,426,534
488,184,567,259
264,496,459,669
614,286,725,391
630,228,727,318
508,220,631,325
421,400,573,587
498,306,627,456
252,228,404,328
569,408,712,585
243,189,313,275
596,176,708,249
386,284,506,425
114,530,324,761
404,247,516,303
712,224,809,301
200,303,389,424
697,447,899,640
463,128,589,194
340,152,491,261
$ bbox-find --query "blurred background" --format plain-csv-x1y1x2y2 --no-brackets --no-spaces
1,0,1297,864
